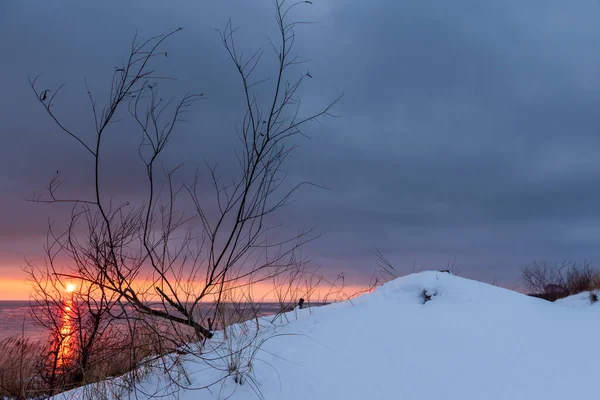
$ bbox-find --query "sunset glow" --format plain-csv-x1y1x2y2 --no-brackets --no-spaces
65,283,77,293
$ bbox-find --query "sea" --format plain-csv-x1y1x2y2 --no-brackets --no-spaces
0,300,44,341
0,300,308,342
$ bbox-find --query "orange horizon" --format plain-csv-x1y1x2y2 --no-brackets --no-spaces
0,278,33,301
0,278,370,303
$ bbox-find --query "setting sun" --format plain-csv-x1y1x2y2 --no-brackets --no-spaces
65,283,77,293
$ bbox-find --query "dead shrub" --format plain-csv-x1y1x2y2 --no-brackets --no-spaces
565,265,597,294
522,261,600,301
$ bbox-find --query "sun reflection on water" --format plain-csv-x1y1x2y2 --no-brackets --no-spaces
57,297,74,367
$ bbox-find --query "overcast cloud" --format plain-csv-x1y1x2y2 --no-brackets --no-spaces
2,0,600,290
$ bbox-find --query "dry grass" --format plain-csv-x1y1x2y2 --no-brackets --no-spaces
0,336,46,399
70,325,160,384
0,321,186,399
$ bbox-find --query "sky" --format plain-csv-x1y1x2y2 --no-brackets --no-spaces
2,0,600,299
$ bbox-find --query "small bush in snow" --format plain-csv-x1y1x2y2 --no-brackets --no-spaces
522,261,600,301
590,292,598,304
421,289,437,304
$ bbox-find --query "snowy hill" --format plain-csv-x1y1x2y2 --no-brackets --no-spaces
57,271,600,399
556,290,600,311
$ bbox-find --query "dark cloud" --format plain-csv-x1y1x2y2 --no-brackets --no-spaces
3,0,600,289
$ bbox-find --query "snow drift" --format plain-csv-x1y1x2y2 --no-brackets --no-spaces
56,271,600,400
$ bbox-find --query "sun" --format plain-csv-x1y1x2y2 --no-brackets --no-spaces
65,283,77,293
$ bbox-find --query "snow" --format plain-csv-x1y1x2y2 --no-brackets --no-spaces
55,271,600,399
556,290,600,311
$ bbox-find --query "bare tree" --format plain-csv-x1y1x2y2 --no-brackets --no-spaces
29,0,338,358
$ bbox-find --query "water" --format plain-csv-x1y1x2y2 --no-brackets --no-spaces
0,301,46,341
0,300,311,342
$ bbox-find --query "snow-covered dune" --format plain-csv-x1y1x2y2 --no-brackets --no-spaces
556,290,600,311
57,271,600,399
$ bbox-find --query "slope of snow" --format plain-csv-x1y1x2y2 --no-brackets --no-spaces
56,271,600,400
556,290,600,311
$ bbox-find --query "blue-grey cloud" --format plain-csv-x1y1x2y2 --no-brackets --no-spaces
2,0,600,289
